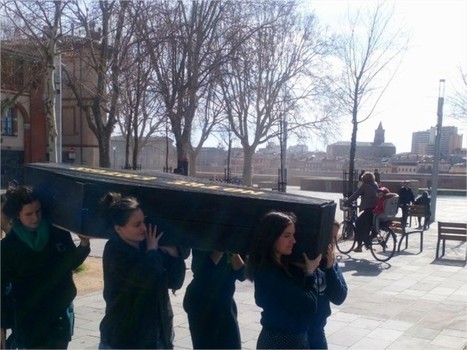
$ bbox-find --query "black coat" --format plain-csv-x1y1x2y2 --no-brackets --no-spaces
99,235,186,349
183,250,245,349
1,224,90,348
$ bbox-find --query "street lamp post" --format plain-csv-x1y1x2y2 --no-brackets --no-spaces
278,113,287,192
430,79,445,223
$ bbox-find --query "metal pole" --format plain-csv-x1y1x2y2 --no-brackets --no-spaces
165,116,169,172
55,54,62,163
430,79,445,223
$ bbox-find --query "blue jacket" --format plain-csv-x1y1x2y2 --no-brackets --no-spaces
308,261,347,332
254,264,318,333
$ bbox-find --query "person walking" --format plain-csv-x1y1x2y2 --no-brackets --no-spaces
183,250,245,349
345,172,379,252
1,185,90,349
98,192,186,349
247,211,321,349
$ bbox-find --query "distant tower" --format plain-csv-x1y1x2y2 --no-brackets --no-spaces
373,122,385,146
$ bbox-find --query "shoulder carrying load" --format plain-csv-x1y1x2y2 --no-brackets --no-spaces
23,163,336,260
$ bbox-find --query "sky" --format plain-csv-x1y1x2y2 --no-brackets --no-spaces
305,0,467,153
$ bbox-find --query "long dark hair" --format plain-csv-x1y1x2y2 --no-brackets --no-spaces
99,192,141,227
246,211,296,281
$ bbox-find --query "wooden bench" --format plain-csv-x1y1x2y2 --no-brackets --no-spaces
408,204,430,229
391,218,424,253
436,222,467,260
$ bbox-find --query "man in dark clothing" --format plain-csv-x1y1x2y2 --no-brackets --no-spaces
398,181,415,226
374,169,381,184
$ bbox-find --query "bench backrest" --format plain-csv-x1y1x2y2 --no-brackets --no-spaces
408,204,428,217
383,195,399,218
438,222,467,241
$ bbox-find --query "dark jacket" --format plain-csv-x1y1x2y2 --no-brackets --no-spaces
183,250,245,349
308,260,347,331
414,193,431,215
1,224,90,348
99,235,186,349
346,182,379,210
254,264,318,334
398,187,415,206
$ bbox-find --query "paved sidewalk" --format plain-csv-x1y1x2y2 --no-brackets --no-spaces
70,189,467,350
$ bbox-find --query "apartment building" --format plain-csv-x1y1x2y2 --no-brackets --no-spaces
411,126,463,156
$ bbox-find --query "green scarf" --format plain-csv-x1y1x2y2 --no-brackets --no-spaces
12,219,50,251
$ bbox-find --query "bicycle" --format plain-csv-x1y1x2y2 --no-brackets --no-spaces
336,199,397,262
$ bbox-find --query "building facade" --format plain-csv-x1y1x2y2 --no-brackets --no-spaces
326,122,396,159
411,126,463,156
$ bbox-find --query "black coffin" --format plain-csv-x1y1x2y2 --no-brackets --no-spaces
23,163,336,259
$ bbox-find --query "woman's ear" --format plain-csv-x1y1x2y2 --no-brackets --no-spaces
114,224,122,235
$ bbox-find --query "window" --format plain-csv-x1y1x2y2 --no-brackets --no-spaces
2,108,18,136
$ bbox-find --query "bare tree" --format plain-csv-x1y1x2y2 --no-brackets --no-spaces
1,45,43,118
219,1,335,186
63,0,132,167
140,0,246,176
333,2,408,190
2,0,67,162
448,67,467,124
116,39,166,170
191,79,226,172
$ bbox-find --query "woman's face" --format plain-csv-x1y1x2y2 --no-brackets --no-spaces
114,208,147,247
273,223,296,259
18,200,42,231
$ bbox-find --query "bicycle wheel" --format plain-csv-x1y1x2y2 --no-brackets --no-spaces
370,227,396,262
336,221,356,254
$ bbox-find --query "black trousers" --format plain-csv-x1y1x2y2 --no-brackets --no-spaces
356,209,374,246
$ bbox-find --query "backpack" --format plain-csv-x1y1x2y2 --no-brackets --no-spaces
383,195,399,218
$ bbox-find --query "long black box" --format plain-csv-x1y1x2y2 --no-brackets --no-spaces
24,163,336,259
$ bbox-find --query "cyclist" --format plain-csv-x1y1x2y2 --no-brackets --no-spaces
344,172,378,252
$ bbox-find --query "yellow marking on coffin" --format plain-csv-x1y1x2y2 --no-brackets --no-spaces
70,167,157,181
169,180,264,195
68,167,265,195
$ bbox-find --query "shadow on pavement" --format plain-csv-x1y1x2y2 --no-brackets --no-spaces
337,255,389,277
430,258,466,267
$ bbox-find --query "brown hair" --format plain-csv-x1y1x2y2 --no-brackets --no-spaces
246,211,297,281
99,192,141,227
361,172,375,184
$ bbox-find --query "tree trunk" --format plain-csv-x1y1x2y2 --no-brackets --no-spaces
175,133,191,176
242,146,254,186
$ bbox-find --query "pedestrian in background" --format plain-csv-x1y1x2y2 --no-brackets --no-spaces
247,211,321,349
1,185,90,349
183,250,245,349
98,192,186,349
414,191,431,229
398,181,415,226
374,169,381,184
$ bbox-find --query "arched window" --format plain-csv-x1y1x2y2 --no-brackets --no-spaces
1,107,18,136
